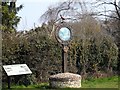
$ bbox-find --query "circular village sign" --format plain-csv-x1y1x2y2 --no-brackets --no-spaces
55,23,72,73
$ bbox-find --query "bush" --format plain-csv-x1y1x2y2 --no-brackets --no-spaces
2,16,118,85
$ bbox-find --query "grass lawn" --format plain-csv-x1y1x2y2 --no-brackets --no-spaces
3,76,119,89
81,76,119,88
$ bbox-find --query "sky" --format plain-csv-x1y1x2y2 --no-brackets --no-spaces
16,0,60,31
16,0,119,31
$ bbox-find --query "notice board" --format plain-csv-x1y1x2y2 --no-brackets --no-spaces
3,64,32,76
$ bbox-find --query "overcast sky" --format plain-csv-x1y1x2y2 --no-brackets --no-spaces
16,0,119,31
16,0,60,31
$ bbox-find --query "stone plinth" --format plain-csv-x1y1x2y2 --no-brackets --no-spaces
49,72,81,88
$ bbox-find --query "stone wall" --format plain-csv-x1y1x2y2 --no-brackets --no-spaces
49,72,81,88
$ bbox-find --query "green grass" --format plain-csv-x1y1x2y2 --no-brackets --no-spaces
3,76,119,89
81,76,119,88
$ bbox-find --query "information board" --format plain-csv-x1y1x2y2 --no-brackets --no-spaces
3,64,32,76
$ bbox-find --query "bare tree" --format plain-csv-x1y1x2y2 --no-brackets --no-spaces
40,0,90,38
92,0,120,68
93,0,120,38
92,0,120,20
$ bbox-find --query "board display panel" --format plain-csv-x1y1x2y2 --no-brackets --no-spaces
3,64,32,76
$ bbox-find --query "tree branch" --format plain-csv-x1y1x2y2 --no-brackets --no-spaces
114,0,120,19
95,1,120,10
55,1,73,22
91,13,120,20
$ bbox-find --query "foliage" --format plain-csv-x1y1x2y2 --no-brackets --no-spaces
93,0,120,66
2,16,118,86
2,27,62,85
2,0,119,87
1,2,23,32
68,16,118,77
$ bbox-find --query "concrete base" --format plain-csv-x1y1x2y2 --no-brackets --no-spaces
49,72,81,88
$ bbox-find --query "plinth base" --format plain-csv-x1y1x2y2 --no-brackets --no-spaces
49,72,81,88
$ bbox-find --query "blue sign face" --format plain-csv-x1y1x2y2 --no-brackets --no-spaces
58,27,71,41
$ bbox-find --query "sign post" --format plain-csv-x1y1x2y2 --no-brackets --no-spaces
3,64,32,89
7,76,10,89
62,46,69,73
55,24,72,73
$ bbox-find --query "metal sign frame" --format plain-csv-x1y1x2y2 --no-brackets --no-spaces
55,23,73,45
